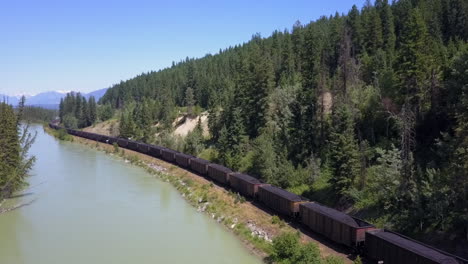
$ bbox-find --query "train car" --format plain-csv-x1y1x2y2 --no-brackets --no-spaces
107,136,118,145
366,229,460,264
299,202,375,248
81,131,91,139
98,135,110,143
207,164,232,185
229,173,264,199
117,138,129,148
175,152,194,168
161,148,178,163
148,145,164,158
137,142,150,153
190,157,210,175
258,185,304,217
127,140,139,151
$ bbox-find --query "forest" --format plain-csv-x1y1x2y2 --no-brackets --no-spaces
62,0,468,249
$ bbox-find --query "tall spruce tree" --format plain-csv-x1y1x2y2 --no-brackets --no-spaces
328,103,360,198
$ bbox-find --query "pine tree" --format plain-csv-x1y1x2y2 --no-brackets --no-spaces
377,0,396,59
347,5,363,55
185,87,195,117
88,96,97,125
59,98,64,122
0,103,20,199
328,103,360,197
397,8,431,113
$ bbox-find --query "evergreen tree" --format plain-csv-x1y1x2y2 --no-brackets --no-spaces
88,96,97,125
0,103,20,199
185,86,195,117
328,103,360,197
59,98,64,122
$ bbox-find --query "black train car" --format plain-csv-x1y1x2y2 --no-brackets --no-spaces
175,152,194,168
258,185,304,217
366,229,461,264
137,142,150,154
117,138,129,148
107,136,118,145
229,173,264,199
81,131,91,139
127,140,139,151
299,202,375,248
98,134,110,143
190,157,210,175
161,148,178,163
207,164,232,185
148,145,164,158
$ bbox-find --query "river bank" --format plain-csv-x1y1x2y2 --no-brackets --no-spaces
44,126,352,263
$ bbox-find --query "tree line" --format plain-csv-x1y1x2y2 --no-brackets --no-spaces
95,0,467,248
59,92,98,129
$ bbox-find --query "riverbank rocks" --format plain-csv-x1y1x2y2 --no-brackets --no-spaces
246,220,272,243
147,163,166,173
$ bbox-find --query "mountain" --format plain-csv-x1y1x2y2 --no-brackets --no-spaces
26,91,68,106
84,88,108,100
0,88,108,109
0,94,20,105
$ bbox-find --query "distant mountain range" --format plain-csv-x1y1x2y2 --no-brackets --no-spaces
0,88,108,109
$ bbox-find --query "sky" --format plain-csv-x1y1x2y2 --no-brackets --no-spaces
1,0,365,96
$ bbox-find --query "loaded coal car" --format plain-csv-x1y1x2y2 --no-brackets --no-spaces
137,142,151,154
127,140,139,151
299,202,374,249
148,145,164,158
81,131,91,139
229,173,264,199
175,152,194,168
161,148,178,163
190,157,210,175
117,138,129,148
366,229,463,264
98,135,110,143
107,136,118,145
258,185,305,217
207,164,232,185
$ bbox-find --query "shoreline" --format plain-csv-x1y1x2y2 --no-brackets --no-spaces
44,126,353,263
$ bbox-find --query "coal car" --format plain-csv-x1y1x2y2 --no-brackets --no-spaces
161,148,178,163
207,164,232,185
366,229,460,264
190,157,210,175
229,173,264,199
258,185,304,217
299,202,375,248
175,152,194,168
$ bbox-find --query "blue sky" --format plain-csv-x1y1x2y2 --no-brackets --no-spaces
1,0,365,95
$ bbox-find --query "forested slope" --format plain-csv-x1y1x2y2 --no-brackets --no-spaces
97,0,468,247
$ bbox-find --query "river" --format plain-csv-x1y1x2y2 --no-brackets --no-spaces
0,125,261,264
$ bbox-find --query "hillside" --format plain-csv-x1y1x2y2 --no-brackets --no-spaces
63,0,468,256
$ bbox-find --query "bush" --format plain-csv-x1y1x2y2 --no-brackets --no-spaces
272,232,323,264
55,128,72,141
113,142,119,153
62,114,78,129
272,232,300,262
271,215,285,227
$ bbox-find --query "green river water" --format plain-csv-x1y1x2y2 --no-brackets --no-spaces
0,125,261,264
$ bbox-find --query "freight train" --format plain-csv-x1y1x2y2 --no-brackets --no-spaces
49,123,468,264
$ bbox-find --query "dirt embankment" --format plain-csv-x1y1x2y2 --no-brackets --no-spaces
59,130,354,263
82,119,119,136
